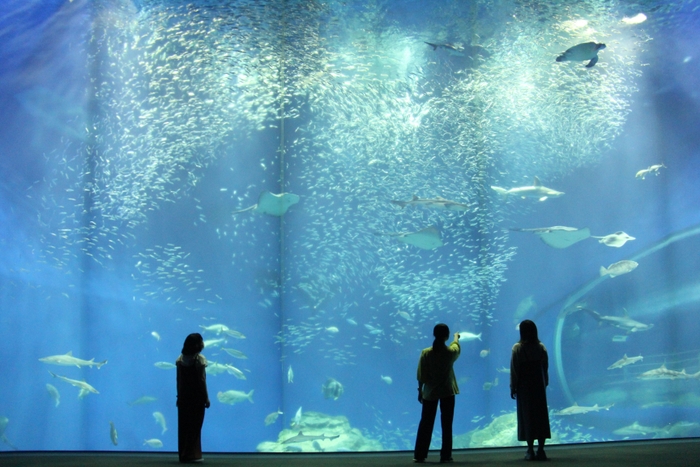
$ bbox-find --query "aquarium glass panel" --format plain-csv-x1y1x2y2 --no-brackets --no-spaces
1,0,699,453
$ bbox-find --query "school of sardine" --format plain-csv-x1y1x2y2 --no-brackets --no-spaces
4,0,692,451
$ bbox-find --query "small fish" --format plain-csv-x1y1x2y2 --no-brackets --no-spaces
346,318,358,326
224,329,246,339
458,331,482,342
496,366,511,374
292,406,302,427
380,375,393,385
153,412,167,435
199,324,230,335
143,438,163,448
46,383,60,407
264,409,283,426
151,331,161,341
222,348,247,359
479,349,490,358
482,377,498,391
600,260,638,278
154,362,176,370
128,396,157,406
322,378,344,400
217,389,254,405
621,13,647,25
203,338,226,348
109,421,118,446
635,163,666,179
325,326,339,333
224,364,247,380
288,365,294,383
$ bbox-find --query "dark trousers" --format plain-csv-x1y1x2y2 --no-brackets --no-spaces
178,403,205,462
414,395,455,461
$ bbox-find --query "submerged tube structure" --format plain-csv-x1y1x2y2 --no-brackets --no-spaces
553,223,700,404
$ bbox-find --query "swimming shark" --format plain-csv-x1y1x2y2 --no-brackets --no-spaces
376,226,444,250
491,177,564,201
637,364,700,381
39,351,107,369
391,195,471,212
281,431,340,444
424,42,463,51
579,307,653,333
607,354,644,370
232,191,299,216
48,371,99,395
510,226,590,248
613,421,665,437
552,402,614,416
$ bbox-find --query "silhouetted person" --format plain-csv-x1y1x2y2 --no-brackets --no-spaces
414,323,461,463
510,320,551,461
176,333,210,463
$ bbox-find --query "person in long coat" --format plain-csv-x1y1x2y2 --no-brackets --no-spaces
176,333,210,463
510,320,551,461
413,323,461,463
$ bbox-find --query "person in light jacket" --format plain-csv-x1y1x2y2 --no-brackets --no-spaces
413,323,461,463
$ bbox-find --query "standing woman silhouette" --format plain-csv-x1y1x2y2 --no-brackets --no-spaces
176,333,210,463
413,323,461,463
510,320,551,461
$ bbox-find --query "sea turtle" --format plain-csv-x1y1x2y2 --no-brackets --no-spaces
556,42,606,67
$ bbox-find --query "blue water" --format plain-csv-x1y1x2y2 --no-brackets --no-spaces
1,0,700,453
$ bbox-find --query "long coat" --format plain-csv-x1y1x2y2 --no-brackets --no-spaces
510,342,551,441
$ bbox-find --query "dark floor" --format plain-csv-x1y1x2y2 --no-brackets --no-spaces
1,439,698,467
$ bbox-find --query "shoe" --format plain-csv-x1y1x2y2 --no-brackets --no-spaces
536,449,548,461
440,458,454,463
413,459,425,463
524,449,535,461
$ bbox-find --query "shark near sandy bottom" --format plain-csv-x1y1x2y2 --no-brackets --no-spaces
552,402,614,416
281,431,340,444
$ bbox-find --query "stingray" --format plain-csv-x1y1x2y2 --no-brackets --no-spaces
592,231,635,248
511,226,591,249
376,226,444,250
232,191,299,216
